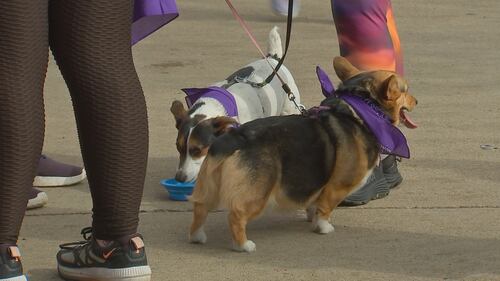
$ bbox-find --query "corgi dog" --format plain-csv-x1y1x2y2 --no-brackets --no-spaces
188,56,417,252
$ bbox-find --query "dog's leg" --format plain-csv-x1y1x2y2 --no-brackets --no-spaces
306,206,316,222
296,206,315,222
189,202,209,244
229,211,256,253
312,185,351,234
228,199,268,253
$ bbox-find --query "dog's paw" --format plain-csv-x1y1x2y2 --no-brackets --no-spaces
232,240,256,253
312,218,335,234
190,228,207,244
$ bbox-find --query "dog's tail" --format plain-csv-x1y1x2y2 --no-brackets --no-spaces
267,26,283,59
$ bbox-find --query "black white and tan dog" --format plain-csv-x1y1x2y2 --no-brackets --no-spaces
170,27,301,183
188,56,418,252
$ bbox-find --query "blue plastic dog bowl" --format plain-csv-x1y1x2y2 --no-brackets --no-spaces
160,178,195,201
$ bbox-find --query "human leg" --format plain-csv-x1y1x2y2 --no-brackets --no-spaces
331,0,405,205
0,1,48,279
0,0,48,248
331,0,404,75
48,1,151,279
49,0,148,240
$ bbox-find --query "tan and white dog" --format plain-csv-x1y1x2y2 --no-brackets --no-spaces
170,27,301,183
189,56,418,252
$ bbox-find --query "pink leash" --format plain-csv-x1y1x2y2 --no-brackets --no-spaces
224,0,305,113
224,0,286,85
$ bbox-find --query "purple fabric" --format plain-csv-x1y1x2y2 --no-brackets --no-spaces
339,93,410,158
316,68,410,158
182,87,238,117
316,66,336,97
132,0,179,45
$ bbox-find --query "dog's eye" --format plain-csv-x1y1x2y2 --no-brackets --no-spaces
189,147,202,157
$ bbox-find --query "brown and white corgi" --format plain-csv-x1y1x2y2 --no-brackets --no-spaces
188,56,418,252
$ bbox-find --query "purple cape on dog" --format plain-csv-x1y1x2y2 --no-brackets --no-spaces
182,87,239,118
132,0,179,45
316,66,410,158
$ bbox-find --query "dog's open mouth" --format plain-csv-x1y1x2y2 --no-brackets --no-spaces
400,108,418,129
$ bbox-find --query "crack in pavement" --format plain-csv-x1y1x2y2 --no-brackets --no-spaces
25,205,500,217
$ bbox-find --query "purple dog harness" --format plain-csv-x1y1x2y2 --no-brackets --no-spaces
182,87,239,117
315,66,410,158
132,0,179,45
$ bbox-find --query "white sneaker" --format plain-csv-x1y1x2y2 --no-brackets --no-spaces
27,188,48,210
270,0,301,18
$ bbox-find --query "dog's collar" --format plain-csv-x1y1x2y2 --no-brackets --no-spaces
182,86,238,117
316,66,410,158
307,105,331,116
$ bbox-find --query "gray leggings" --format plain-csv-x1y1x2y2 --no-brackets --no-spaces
0,0,148,244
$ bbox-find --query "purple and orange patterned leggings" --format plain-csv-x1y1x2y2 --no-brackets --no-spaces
332,0,404,75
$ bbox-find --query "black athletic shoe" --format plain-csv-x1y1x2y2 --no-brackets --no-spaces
0,245,27,281
57,227,151,281
381,155,403,189
340,165,390,206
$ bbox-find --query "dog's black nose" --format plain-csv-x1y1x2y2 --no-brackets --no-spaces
415,99,418,105
175,171,187,182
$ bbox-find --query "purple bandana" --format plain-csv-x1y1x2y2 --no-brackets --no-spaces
182,87,238,117
316,66,335,97
316,66,410,158
132,0,179,45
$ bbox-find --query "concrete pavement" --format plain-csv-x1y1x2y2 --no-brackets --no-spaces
23,0,500,280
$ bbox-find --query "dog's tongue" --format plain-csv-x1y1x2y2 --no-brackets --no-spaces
400,110,418,129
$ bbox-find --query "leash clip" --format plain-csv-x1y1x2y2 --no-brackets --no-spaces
282,83,306,115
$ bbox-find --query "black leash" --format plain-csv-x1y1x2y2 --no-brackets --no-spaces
263,0,294,86
225,0,305,114
261,0,305,114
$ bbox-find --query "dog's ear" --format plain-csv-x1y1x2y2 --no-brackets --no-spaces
333,56,361,81
383,75,403,101
170,100,187,129
211,116,238,136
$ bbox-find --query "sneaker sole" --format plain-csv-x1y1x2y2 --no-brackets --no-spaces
1,275,28,281
57,265,151,281
340,176,390,207
33,169,86,187
26,191,48,210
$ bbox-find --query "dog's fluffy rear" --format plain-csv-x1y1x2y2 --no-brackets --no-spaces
190,150,277,211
